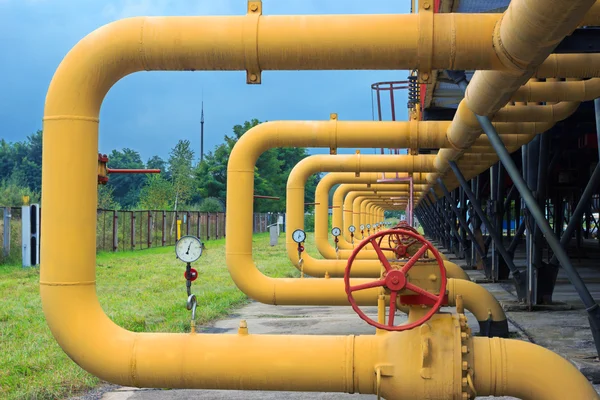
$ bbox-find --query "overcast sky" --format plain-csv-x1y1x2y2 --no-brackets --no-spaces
0,0,411,162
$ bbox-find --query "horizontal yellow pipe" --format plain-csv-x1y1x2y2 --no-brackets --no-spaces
512,78,600,102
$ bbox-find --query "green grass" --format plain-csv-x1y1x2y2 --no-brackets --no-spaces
0,232,313,400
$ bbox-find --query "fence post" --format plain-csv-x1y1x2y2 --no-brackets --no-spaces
197,212,201,239
185,212,190,236
206,213,210,240
2,207,11,258
215,213,219,239
112,211,118,252
131,212,136,250
223,213,226,237
147,211,152,248
162,211,166,247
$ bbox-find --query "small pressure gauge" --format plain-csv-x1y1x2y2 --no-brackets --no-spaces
360,224,365,231
348,225,356,233
331,227,341,236
292,229,306,243
175,235,203,263
366,224,371,229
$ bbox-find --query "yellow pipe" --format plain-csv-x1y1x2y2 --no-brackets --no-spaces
465,0,596,117
535,54,600,78
448,278,507,336
512,78,600,102
41,5,597,393
473,337,600,399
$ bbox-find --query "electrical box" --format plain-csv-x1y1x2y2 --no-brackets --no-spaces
22,204,40,267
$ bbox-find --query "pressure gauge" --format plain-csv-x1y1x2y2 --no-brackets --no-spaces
331,227,341,236
360,224,365,230
292,229,306,243
175,235,203,263
348,225,356,233
366,224,371,229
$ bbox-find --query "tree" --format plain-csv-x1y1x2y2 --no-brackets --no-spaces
198,197,224,212
106,148,146,209
0,174,39,207
138,175,174,210
147,155,169,179
195,119,320,213
0,130,43,193
97,184,119,209
168,140,195,211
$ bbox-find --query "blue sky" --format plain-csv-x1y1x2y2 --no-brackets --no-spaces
0,0,410,163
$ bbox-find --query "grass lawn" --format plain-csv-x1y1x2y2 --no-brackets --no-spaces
0,232,318,400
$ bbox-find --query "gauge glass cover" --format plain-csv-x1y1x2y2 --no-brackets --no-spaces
292,229,306,243
175,236,203,263
348,225,356,233
331,227,341,236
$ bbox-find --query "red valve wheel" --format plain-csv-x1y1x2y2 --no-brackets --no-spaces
184,268,198,281
344,229,447,331
384,227,422,258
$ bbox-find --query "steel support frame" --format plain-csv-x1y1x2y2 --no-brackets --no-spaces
437,179,487,264
423,196,451,247
450,71,600,356
477,115,600,356
429,189,469,253
449,161,527,301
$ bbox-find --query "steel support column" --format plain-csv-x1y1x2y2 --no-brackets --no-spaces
477,114,600,356
449,161,527,301
438,179,487,264
429,189,468,253
450,71,600,356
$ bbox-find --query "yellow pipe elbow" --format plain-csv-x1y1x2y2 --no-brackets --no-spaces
473,337,600,399
447,278,508,337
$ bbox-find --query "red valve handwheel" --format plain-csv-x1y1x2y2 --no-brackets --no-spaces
344,229,447,331
184,268,198,281
385,227,422,258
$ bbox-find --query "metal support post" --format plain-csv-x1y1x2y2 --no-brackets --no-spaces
423,197,450,247
448,70,600,356
449,161,527,301
429,189,468,252
476,113,600,356
437,179,487,264
417,207,437,239
550,164,600,267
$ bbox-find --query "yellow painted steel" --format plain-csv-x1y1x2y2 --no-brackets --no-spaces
39,1,600,397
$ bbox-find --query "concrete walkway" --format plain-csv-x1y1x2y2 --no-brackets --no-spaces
72,245,600,400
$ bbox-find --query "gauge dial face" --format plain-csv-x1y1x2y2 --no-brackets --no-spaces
331,227,341,236
348,225,356,233
292,229,306,243
360,224,365,230
175,235,203,263
366,224,371,229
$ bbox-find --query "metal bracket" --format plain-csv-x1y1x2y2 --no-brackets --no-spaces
244,1,262,84
417,1,433,84
330,113,338,154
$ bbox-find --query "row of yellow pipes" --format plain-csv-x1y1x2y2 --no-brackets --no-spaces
39,0,600,398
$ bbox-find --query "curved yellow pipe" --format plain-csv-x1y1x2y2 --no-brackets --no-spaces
40,5,596,393
473,337,599,399
448,278,507,336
